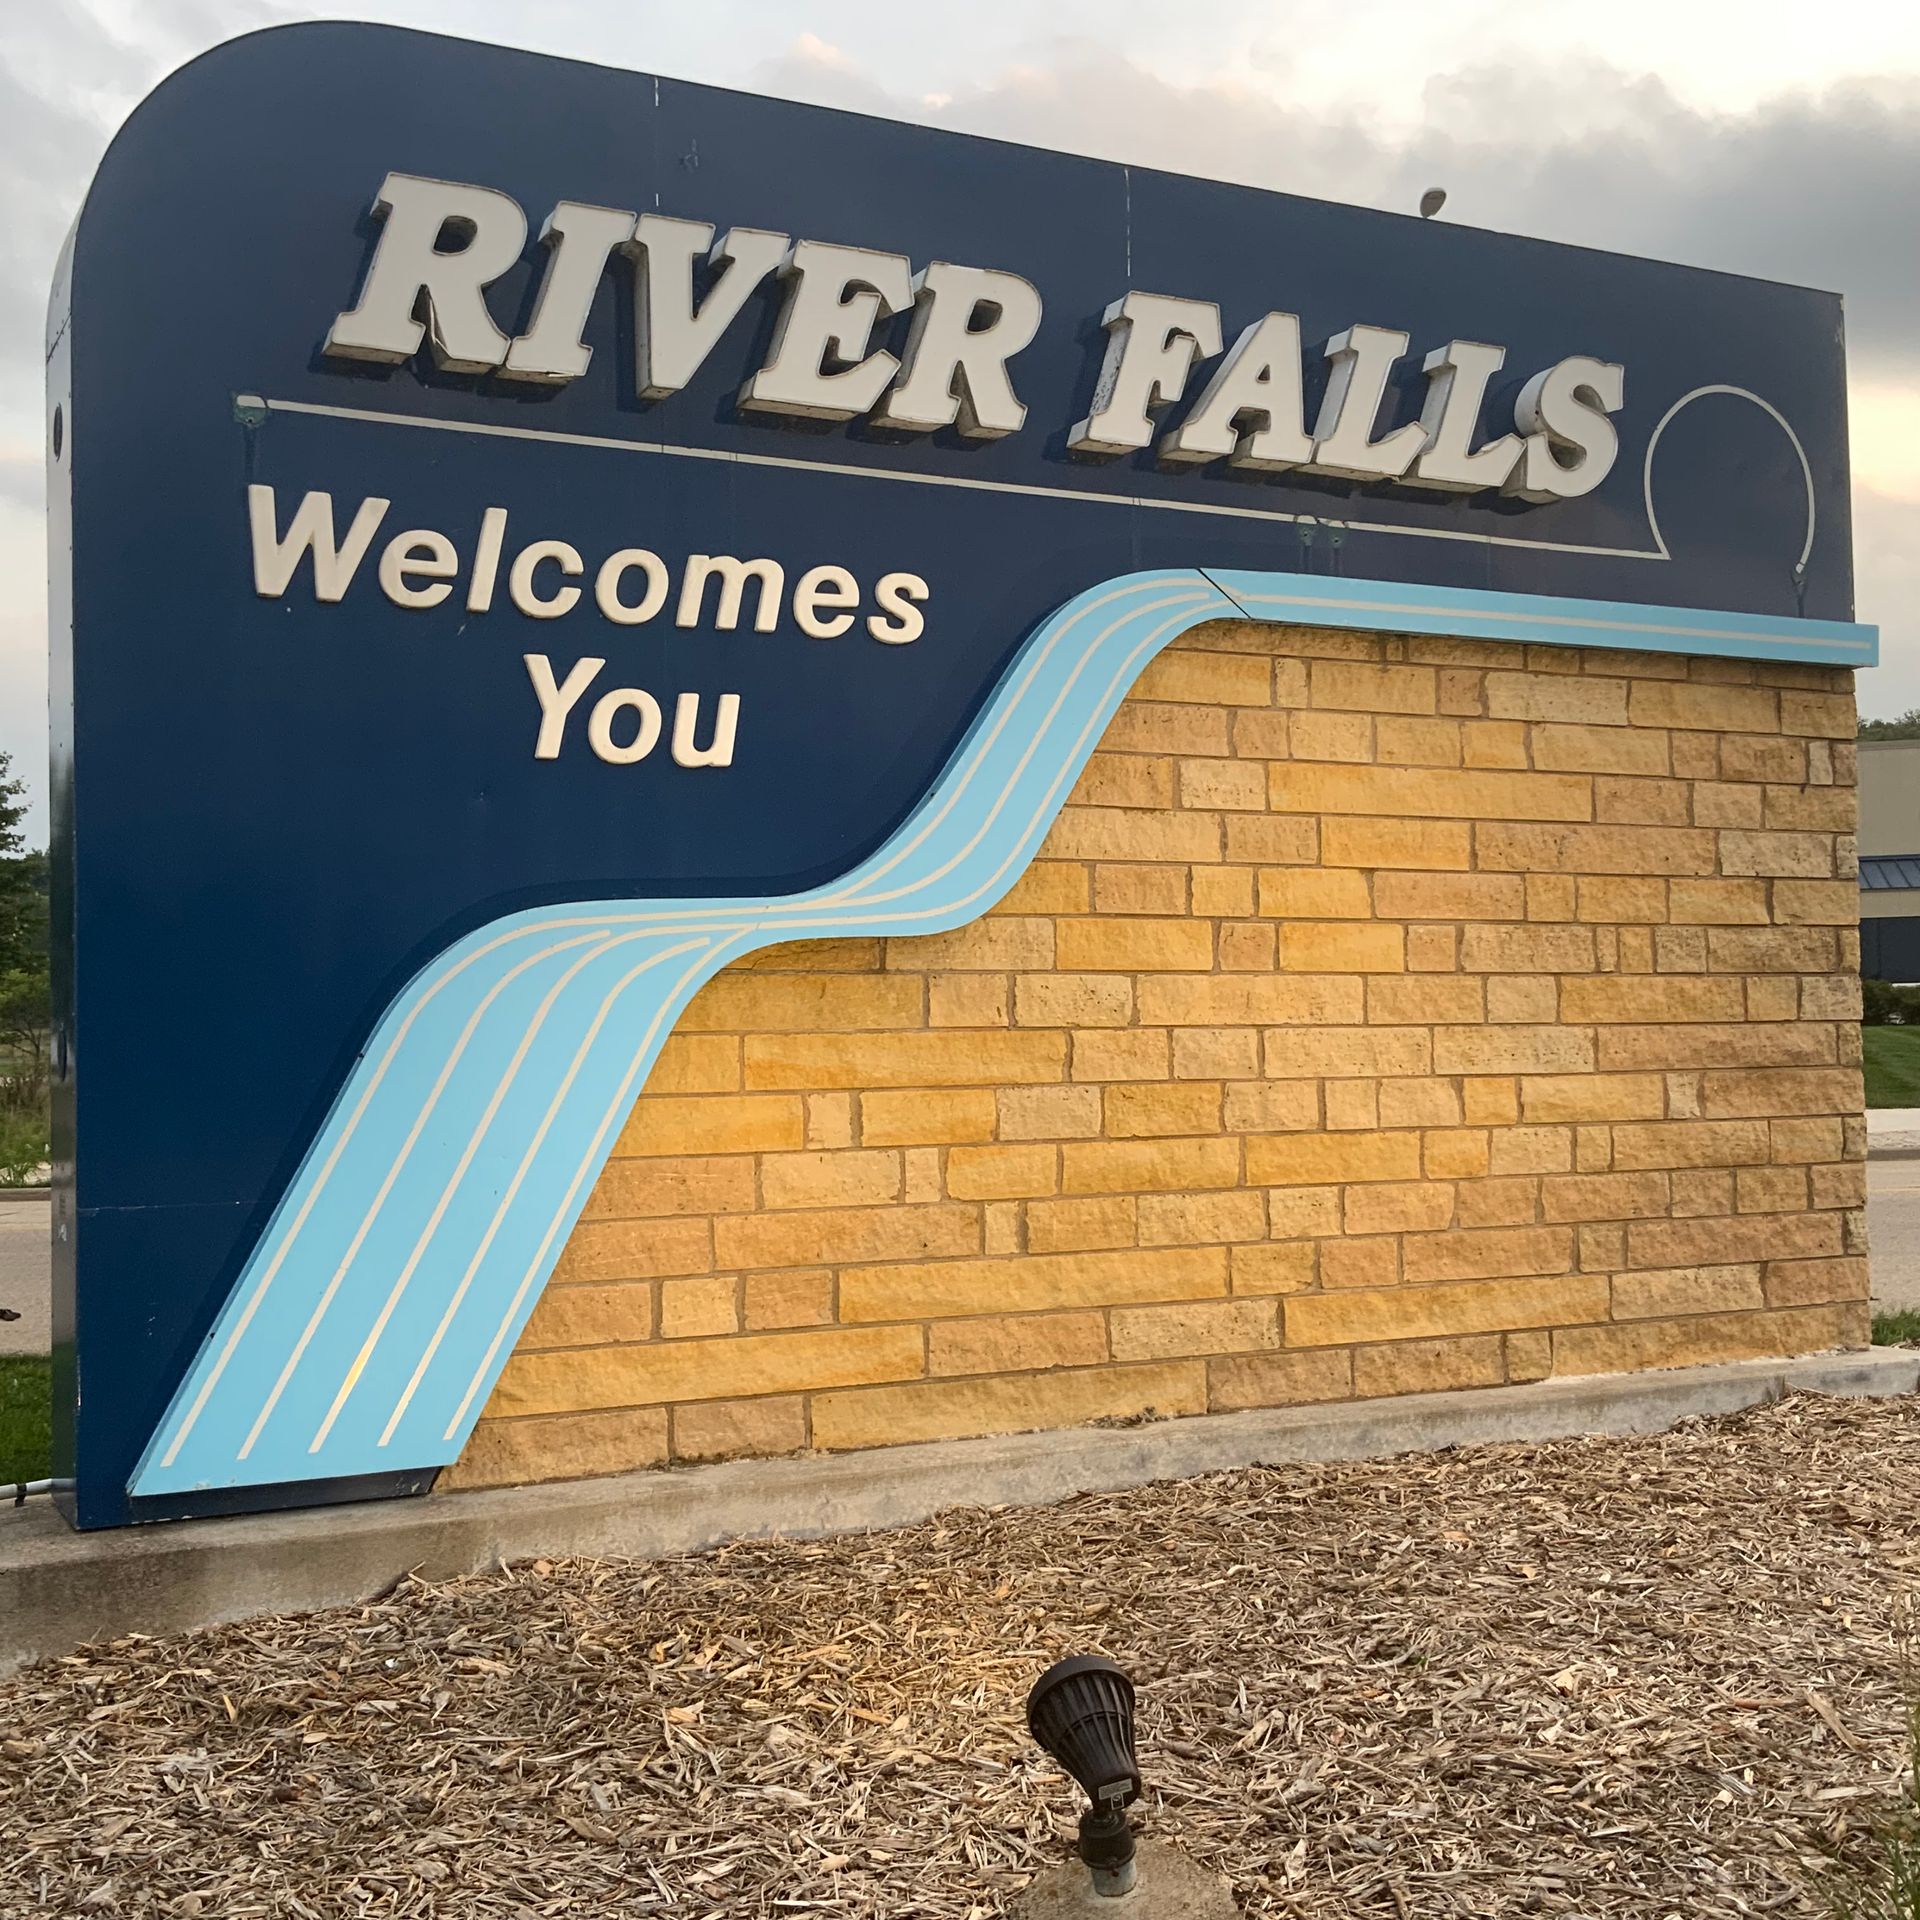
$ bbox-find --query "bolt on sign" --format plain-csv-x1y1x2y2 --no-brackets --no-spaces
46,23,1873,1528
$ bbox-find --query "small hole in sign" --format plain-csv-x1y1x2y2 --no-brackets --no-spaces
51,406,63,460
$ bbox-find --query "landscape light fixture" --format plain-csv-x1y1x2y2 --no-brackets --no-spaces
1419,187,1447,219
1026,1654,1143,1897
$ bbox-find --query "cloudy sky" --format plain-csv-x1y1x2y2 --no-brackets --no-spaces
4,0,1917,843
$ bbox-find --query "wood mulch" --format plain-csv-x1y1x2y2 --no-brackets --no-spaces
2,1390,1916,1916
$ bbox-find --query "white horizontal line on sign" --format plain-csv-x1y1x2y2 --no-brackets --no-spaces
248,396,1665,563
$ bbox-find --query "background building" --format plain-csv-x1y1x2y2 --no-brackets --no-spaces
1857,740,1920,979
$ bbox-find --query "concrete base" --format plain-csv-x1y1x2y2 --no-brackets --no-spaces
1,1346,1914,1676
1015,1840,1238,1918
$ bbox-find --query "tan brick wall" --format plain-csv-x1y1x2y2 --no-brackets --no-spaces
443,622,1869,1491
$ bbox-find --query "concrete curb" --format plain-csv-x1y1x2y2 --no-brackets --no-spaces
2,1346,1914,1676
0,1188,49,1203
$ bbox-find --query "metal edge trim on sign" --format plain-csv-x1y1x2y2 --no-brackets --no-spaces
127,567,1876,1500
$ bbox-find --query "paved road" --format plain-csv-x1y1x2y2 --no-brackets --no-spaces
0,1170,1914,1361
0,1201,50,1356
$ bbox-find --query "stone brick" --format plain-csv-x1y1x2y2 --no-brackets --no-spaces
847,1245,1228,1324
1558,976,1745,1024
524,1281,654,1350
1505,1331,1553,1382
1047,806,1223,864
1288,1271,1605,1345
1135,646,1271,705
1366,976,1484,1023
1219,924,1277,970
716,1203,978,1271
1809,1161,1867,1209
1488,1126,1574,1175
1091,864,1187,918
1325,1079,1380,1131
928,1310,1108,1377
587,1155,758,1220
997,1084,1105,1140
1719,735,1807,782
1190,865,1256,917
997,861,1091,915
1139,1188,1269,1245
1377,1078,1463,1127
1706,927,1838,972
1137,974,1365,1027
1552,1303,1865,1377
553,1216,712,1284
1111,1297,1279,1360
1375,872,1527,921
1771,880,1859,924
1072,1029,1171,1081
1055,916,1215,972
1320,817,1471,870
1596,776,1690,826
1354,1334,1506,1398
1106,1081,1223,1137
1026,1195,1136,1254
1247,1128,1421,1186
659,1275,740,1338
861,1088,998,1146
1764,785,1854,831
1609,1119,1771,1169
1208,1347,1354,1412
1698,1067,1862,1119
745,1030,1066,1090
1529,723,1669,774
682,972,923,1032
445,1408,669,1491
811,1360,1208,1450
1484,672,1628,724
1278,922,1405,972
1061,1135,1242,1194
1258,867,1374,918
672,1395,808,1463
946,1143,1059,1200
1520,1073,1664,1123
1764,1256,1869,1307
1343,1181,1454,1234
1070,752,1175,811
927,974,1011,1028
744,1270,835,1330
1312,659,1437,714
1318,1237,1399,1289
642,1033,740,1095
1432,1026,1594,1075
1596,1023,1834,1071
1269,761,1590,822
806,1093,855,1150
1735,1165,1809,1213
1462,720,1529,767
1779,690,1855,737
1014,973,1134,1028
1224,815,1320,864
1768,1116,1845,1164
886,918,1055,972
761,1148,901,1210
1460,925,1596,973
1172,1027,1261,1079
1221,1080,1320,1132
1624,1210,1844,1269
1627,680,1778,732
1099,700,1231,756
1231,1241,1318,1294
1476,822,1715,876
497,1324,925,1417
1575,876,1668,924
1400,1224,1576,1283
1716,830,1835,878
1692,782,1765,827
1539,1171,1669,1222
1178,757,1267,810
1288,710,1375,763
1376,716,1464,766
1455,1176,1540,1228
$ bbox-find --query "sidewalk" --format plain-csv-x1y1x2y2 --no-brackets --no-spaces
1866,1107,1920,1158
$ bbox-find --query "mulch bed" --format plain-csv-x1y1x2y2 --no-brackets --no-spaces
2,1390,1917,1916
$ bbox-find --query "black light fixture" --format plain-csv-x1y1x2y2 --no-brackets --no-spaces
1419,187,1447,219
1026,1654,1142,1897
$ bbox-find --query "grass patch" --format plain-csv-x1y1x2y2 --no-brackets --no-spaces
1876,1310,1920,1349
0,1355,51,1485
1863,1026,1920,1109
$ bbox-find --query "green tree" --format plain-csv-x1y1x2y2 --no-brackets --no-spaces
0,755,49,1090
1859,710,1920,740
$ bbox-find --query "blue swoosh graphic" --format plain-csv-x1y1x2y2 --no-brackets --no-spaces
131,568,1875,1497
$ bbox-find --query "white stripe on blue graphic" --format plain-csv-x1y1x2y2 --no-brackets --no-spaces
129,567,1877,1498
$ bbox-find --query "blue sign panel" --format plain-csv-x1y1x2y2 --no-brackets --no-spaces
48,22,1872,1527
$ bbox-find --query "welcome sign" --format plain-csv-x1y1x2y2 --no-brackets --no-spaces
48,23,1871,1527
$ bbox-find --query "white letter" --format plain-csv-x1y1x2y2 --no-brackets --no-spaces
588,687,664,764
792,565,860,639
1508,355,1626,503
502,200,637,383
524,653,603,760
672,692,740,767
509,540,583,619
739,241,914,421
868,572,928,645
1068,293,1223,457
323,172,526,373
628,216,790,399
378,529,457,609
1310,325,1427,481
595,549,670,626
468,507,508,612
873,262,1042,438
676,555,785,633
1161,312,1313,470
248,486,390,601
1408,340,1523,493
